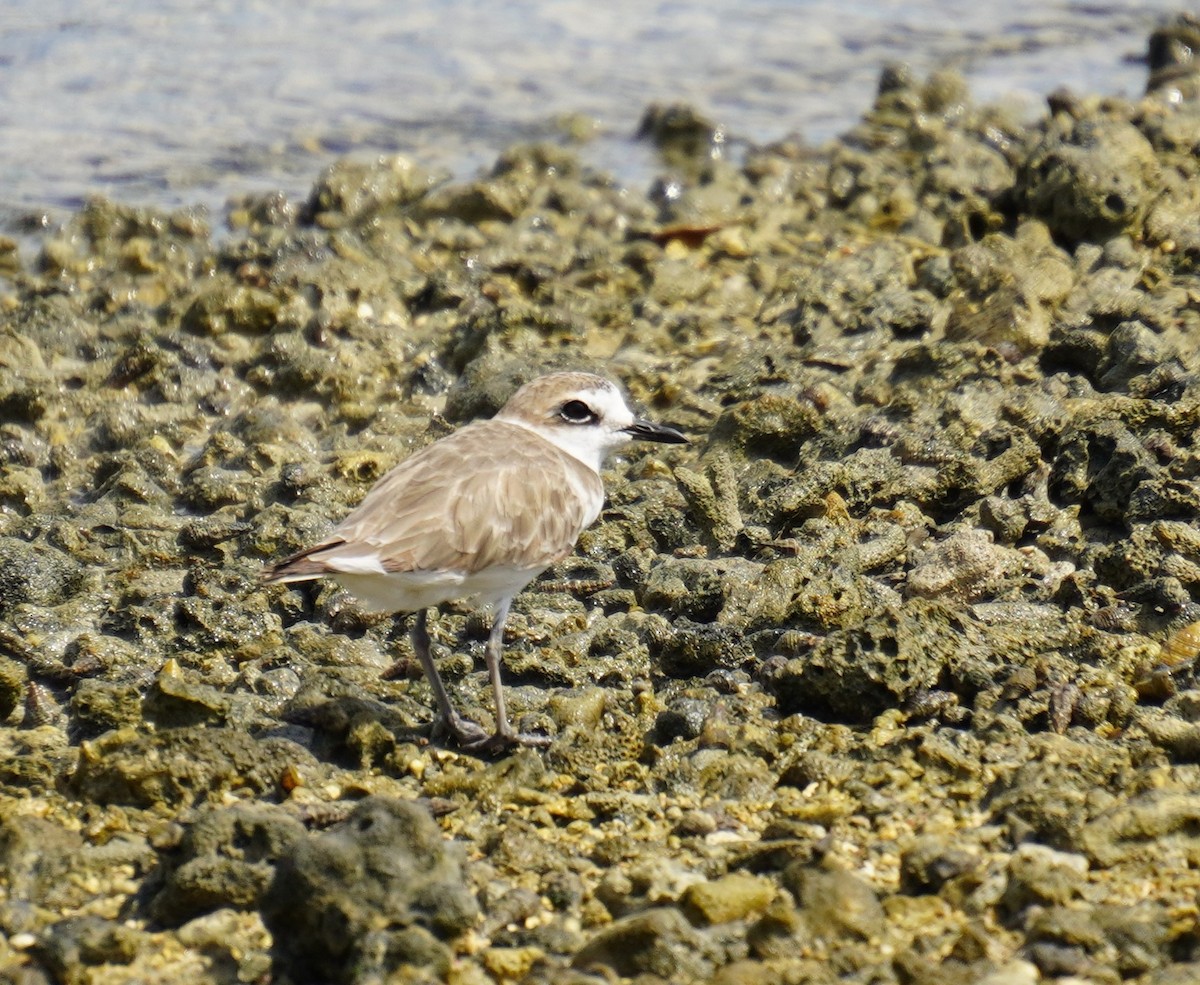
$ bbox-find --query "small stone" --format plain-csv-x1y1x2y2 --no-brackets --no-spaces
481,946,544,980
572,907,715,980
1000,843,1088,916
899,836,979,895
680,872,775,926
783,863,885,941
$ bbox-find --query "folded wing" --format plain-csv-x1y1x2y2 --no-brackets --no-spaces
263,419,604,581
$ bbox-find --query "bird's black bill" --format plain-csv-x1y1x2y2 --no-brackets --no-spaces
623,419,688,444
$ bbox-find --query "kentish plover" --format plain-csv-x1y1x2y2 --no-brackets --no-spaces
263,371,687,751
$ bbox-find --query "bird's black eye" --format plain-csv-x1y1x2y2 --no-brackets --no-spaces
560,399,597,424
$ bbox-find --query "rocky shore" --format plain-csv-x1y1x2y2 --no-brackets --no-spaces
5,14,1200,985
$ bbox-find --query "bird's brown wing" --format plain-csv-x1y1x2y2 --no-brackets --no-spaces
263,420,603,581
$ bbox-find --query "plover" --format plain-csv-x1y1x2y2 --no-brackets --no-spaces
263,371,687,751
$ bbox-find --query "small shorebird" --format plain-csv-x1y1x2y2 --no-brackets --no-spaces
263,372,687,751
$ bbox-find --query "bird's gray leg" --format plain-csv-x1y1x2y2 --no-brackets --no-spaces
484,599,516,740
465,598,551,752
410,609,488,747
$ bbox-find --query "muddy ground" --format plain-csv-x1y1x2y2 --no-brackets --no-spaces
5,15,1200,985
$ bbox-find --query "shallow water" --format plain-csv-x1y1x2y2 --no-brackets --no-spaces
0,0,1182,222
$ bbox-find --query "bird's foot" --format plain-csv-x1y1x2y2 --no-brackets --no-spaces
455,722,552,754
464,729,553,753
431,711,490,748
433,713,551,754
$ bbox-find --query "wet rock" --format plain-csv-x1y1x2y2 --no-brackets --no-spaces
1078,790,1200,867
261,797,478,984
142,668,233,728
906,527,1019,601
545,686,608,735
641,557,754,623
147,804,306,926
637,103,723,173
1025,903,1172,980
745,894,810,960
648,617,755,678
34,916,147,985
654,695,711,743
71,727,320,809
572,907,716,979
0,655,26,721
0,815,85,910
898,837,979,895
1050,416,1157,524
675,454,743,552
680,872,775,926
1097,320,1171,390
179,283,281,336
1147,13,1200,99
0,727,73,795
776,747,855,790
303,155,442,227
9,23,1200,984
782,863,886,942
0,539,85,615
1145,964,1200,985
708,391,822,463
984,734,1132,850
945,223,1073,351
69,679,143,736
1017,117,1161,244
1000,843,1088,917
769,600,979,723
979,495,1028,544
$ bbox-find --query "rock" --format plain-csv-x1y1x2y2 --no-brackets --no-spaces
7,24,1200,985
649,618,755,678
1147,13,1200,98
1000,843,1088,916
1017,117,1161,244
0,539,84,615
70,727,320,809
303,156,441,227
1078,791,1200,867
142,668,233,728
680,872,775,926
641,557,763,624
34,917,147,985
782,864,886,942
906,527,1021,601
944,224,1073,351
69,679,143,736
147,804,306,926
971,961,1039,985
261,797,479,984
768,600,975,723
0,816,84,909
984,734,1132,850
899,837,979,895
0,655,26,721
572,907,715,980
637,103,721,168
1025,902,1172,979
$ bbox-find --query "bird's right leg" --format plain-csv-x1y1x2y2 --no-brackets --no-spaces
464,598,551,752
410,609,489,748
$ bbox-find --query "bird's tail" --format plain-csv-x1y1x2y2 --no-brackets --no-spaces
260,539,347,584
